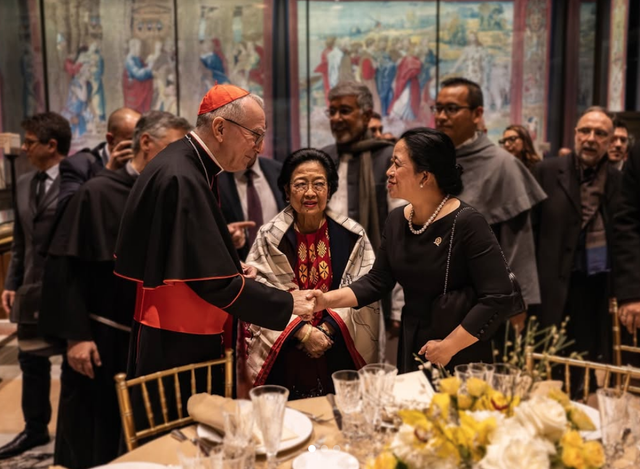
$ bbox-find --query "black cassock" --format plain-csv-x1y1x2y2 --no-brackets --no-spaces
39,167,137,468
113,134,292,433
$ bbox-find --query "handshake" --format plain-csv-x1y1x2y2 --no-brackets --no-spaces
291,289,326,320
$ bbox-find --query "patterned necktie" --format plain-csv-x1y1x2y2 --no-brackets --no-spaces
245,169,263,247
34,171,48,208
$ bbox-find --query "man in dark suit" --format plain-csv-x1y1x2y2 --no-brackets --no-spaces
0,112,71,459
57,107,140,209
532,106,621,391
615,142,640,333
218,156,286,259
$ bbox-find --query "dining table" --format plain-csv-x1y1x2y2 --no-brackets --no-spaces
110,396,348,468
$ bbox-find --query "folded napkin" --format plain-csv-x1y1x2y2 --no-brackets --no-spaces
187,393,298,445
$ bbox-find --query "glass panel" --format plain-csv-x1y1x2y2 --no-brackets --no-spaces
43,0,178,152
177,0,273,151
295,0,438,149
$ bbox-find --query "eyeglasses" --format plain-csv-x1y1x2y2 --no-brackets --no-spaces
224,118,265,147
576,127,610,140
22,137,41,148
499,136,521,146
430,104,474,116
325,106,358,118
291,181,328,193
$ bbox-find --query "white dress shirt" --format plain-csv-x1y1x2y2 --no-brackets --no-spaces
233,159,279,224
41,163,60,195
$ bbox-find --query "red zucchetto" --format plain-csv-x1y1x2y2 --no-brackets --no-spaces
197,84,250,115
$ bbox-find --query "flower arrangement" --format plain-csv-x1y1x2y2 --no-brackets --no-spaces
366,376,604,469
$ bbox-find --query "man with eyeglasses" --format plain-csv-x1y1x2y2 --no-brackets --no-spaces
112,85,315,422
434,77,546,330
321,81,401,330
532,106,621,395
0,112,71,459
608,118,631,171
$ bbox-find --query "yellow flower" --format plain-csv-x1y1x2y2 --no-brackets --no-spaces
561,444,586,469
548,388,571,408
457,393,473,410
366,451,398,469
430,393,451,419
398,409,428,427
466,377,489,397
582,440,605,468
561,429,584,448
439,377,461,396
568,407,596,431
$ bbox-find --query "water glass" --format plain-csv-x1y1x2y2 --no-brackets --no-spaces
222,399,254,446
358,363,397,435
249,385,289,469
491,363,520,398
597,388,629,462
332,370,362,439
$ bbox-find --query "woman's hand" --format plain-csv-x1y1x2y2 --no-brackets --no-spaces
306,289,328,312
302,328,333,358
419,339,454,367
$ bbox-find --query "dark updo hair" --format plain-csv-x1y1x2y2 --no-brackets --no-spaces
398,127,464,196
277,148,339,201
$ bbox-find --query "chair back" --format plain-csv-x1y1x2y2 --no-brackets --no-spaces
115,349,233,451
611,298,640,368
525,346,640,400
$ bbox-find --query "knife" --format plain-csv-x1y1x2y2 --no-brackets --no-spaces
326,393,343,430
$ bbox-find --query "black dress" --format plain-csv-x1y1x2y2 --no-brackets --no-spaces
350,202,515,373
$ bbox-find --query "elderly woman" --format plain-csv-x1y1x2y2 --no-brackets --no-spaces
240,148,382,399
309,128,522,372
500,125,542,171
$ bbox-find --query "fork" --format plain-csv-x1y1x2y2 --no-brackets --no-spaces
293,409,334,424
170,428,217,455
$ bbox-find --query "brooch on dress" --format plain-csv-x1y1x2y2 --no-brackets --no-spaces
434,237,442,246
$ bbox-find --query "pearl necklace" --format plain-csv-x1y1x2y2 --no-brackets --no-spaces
408,195,450,235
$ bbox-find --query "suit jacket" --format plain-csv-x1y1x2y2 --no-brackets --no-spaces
218,157,286,260
5,170,61,293
532,153,621,326
614,143,640,303
57,142,107,210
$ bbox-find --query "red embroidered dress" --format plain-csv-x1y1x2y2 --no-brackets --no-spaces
265,220,337,398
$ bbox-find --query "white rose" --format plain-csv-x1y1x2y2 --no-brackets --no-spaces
480,435,555,469
489,418,534,446
515,396,567,442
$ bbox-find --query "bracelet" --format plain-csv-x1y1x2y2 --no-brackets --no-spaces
299,325,313,344
316,324,334,341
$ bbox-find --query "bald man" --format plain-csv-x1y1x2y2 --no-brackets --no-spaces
57,107,141,209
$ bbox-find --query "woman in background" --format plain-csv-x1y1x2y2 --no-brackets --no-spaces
501,124,542,171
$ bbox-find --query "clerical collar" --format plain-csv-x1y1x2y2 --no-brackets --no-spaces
456,131,480,150
189,131,223,175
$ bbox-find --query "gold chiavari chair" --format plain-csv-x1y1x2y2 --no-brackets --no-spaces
611,298,640,368
525,346,640,401
115,349,234,451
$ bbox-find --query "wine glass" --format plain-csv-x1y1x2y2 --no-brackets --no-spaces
358,363,397,439
249,385,289,469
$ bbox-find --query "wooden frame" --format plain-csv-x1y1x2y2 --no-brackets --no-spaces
115,349,234,452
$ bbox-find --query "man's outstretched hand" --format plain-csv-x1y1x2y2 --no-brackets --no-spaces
291,290,316,321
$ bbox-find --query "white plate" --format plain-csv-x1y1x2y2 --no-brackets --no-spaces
197,408,313,455
292,449,359,469
92,463,167,469
571,401,602,440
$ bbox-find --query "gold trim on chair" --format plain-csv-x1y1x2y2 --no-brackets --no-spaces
115,349,234,451
525,346,640,401
611,298,640,363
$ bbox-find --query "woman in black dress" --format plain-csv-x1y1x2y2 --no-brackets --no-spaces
308,128,519,372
